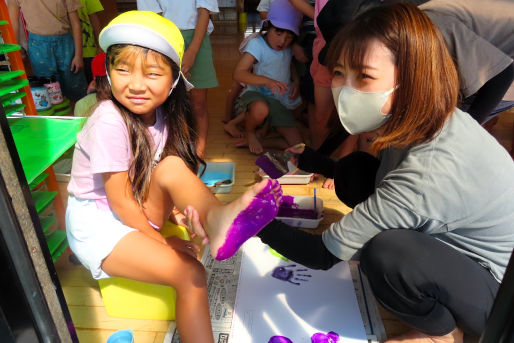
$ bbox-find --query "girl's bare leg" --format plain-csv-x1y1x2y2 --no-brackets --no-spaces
223,81,243,123
244,100,269,155
102,231,214,343
143,156,283,260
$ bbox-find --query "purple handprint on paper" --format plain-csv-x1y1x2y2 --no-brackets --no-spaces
271,264,311,285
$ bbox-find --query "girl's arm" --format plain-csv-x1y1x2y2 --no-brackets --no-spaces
182,7,210,75
289,61,300,99
289,0,314,19
233,52,288,94
103,171,167,244
69,10,84,73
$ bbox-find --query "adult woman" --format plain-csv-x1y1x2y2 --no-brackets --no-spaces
257,3,514,342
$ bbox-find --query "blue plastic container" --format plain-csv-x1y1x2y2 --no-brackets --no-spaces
106,329,134,343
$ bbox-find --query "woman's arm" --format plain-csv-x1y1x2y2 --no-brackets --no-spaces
257,220,342,270
182,7,210,76
233,52,288,94
103,171,167,244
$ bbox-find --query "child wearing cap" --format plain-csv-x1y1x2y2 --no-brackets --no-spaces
65,11,282,342
232,0,305,155
74,52,109,116
136,0,219,157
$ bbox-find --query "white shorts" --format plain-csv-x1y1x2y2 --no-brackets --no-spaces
65,195,137,279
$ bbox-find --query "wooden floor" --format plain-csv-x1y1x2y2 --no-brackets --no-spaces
55,22,514,343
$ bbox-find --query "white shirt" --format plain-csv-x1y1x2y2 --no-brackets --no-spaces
137,0,219,34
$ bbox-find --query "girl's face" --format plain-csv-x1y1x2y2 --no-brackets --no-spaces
332,38,396,114
110,50,174,125
266,27,295,51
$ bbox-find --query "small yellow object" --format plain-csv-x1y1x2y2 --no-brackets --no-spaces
99,10,185,68
98,221,190,320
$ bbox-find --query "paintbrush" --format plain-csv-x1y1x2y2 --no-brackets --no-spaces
255,143,305,179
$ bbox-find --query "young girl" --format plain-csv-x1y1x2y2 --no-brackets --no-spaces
65,11,282,342
233,0,305,155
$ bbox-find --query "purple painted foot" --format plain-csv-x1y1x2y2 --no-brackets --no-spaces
215,179,281,260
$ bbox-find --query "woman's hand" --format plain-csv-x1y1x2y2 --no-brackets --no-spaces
165,236,199,259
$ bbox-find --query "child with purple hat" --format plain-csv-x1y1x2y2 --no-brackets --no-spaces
232,0,305,155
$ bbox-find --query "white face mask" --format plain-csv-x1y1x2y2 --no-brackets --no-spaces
332,85,397,134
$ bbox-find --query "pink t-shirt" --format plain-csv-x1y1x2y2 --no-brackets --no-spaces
67,100,167,200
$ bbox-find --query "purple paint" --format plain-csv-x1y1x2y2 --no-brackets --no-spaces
277,195,318,219
215,179,281,260
268,336,293,343
256,152,289,179
272,264,311,285
311,331,340,343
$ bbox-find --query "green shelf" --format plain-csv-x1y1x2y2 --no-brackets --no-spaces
4,103,25,116
44,229,67,255
52,238,69,263
0,90,26,106
0,70,24,83
0,78,28,97
39,215,57,233
8,116,86,184
30,190,57,214
0,43,21,54
28,172,48,190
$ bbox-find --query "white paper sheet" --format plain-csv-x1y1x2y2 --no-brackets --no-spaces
230,238,368,343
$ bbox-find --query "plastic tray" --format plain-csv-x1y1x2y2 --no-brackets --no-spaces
198,161,235,193
258,161,313,184
276,195,324,229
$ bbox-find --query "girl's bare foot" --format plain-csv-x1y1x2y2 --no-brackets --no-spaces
247,132,264,154
386,328,463,343
322,178,335,190
223,121,245,138
207,179,282,260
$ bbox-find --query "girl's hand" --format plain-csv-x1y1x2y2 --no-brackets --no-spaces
289,82,300,100
70,55,84,73
182,205,210,246
165,236,199,259
266,79,288,95
182,48,197,78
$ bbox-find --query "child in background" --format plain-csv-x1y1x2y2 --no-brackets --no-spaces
8,0,88,102
78,0,104,83
74,52,109,116
233,0,305,154
137,0,220,157
65,12,282,342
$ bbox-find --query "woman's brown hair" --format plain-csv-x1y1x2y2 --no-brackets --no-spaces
326,2,459,152
106,44,204,206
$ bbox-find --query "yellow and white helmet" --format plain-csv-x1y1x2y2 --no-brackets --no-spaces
99,10,193,89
